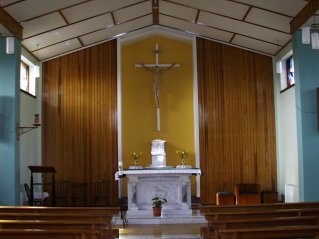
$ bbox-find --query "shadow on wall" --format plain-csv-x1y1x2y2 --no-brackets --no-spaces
0,96,14,142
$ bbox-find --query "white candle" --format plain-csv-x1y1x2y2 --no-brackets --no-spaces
118,161,123,175
157,107,160,131
155,43,159,65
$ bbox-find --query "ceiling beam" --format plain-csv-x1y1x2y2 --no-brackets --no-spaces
0,6,22,39
152,0,159,25
290,0,319,33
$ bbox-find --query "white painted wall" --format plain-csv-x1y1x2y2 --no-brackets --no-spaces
19,48,42,205
278,88,299,202
274,43,299,202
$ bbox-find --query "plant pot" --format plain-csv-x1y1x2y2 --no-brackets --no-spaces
153,207,162,217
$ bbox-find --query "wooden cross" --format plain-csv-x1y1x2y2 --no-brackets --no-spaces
135,43,180,131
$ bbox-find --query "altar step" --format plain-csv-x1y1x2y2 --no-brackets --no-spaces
120,235,201,239
117,223,203,239
113,209,207,225
125,213,206,225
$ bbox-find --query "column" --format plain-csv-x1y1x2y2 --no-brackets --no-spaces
0,37,21,205
293,30,319,202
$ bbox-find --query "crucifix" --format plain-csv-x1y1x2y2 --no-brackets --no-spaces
135,43,180,131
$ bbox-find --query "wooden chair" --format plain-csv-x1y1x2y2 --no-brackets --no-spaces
92,179,109,206
262,191,278,203
55,181,70,206
71,182,88,206
216,192,235,205
24,183,45,206
234,183,261,205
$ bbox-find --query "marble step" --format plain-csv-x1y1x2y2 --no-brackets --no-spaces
120,236,201,239
113,210,207,225
117,223,203,239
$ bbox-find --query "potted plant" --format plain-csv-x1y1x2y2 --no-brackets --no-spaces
152,195,167,217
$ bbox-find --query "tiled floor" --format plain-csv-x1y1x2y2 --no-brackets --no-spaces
116,224,205,239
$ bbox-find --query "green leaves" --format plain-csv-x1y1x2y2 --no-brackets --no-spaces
152,196,167,208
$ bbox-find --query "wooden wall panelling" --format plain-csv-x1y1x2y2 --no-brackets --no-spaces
197,38,277,204
42,40,118,206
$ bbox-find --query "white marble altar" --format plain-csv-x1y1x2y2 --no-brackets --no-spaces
116,168,201,216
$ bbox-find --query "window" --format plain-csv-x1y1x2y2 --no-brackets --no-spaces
20,61,30,92
20,56,37,96
286,56,295,88
279,52,295,93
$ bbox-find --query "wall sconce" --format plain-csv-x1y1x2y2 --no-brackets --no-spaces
302,16,319,49
6,37,15,54
16,114,41,140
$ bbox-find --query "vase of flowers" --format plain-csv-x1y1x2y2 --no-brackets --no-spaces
152,195,167,217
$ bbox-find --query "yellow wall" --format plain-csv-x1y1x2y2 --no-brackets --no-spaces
122,35,195,193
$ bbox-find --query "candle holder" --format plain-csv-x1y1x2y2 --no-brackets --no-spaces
131,152,143,166
176,149,189,165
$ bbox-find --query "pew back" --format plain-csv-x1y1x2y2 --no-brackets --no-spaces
200,202,319,213
0,206,120,239
0,228,100,239
0,212,113,224
201,203,319,239
0,206,119,214
219,225,319,239
205,208,319,221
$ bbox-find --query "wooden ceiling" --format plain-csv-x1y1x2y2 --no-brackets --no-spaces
0,0,318,61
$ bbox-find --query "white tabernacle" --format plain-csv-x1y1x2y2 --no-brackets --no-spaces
150,139,167,168
116,168,201,216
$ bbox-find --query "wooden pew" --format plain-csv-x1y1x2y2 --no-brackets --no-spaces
200,201,319,213
218,225,319,239
0,212,113,223
0,213,118,238
202,206,319,239
0,206,120,239
202,216,319,239
0,219,109,230
0,206,120,229
0,228,100,239
204,208,319,221
0,220,118,239
0,206,120,214
210,216,319,230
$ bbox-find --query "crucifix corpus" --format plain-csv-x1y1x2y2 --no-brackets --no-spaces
135,43,180,131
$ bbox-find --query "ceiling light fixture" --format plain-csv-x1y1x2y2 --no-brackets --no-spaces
153,0,158,9
6,37,15,54
302,15,319,49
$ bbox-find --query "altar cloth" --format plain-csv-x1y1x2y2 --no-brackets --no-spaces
115,168,201,180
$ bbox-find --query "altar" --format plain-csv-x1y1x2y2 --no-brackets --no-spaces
116,168,201,216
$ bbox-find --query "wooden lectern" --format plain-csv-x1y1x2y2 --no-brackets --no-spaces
28,166,56,206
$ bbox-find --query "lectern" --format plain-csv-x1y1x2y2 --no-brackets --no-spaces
28,166,56,206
